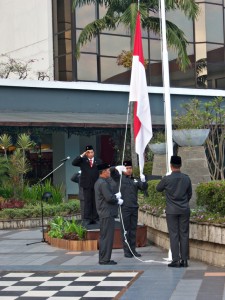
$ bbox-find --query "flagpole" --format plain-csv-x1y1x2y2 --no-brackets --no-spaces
160,0,173,262
159,0,173,172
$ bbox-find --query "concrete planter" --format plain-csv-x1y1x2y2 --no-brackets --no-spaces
172,129,210,147
149,143,167,155
44,233,98,251
138,209,225,267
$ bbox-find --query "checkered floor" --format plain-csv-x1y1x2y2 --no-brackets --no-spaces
0,271,139,299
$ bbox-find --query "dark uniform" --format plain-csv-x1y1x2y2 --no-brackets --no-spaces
156,171,192,262
72,155,102,223
94,177,119,264
111,167,148,256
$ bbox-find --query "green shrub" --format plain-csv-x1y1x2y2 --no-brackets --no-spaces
196,181,225,215
48,216,87,240
133,161,153,177
0,200,80,220
0,184,13,198
139,180,166,216
22,179,64,205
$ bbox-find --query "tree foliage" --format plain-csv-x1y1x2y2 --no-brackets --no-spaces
73,0,199,71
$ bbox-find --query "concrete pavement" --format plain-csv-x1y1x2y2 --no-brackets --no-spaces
0,228,225,299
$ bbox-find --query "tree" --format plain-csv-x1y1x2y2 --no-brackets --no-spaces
203,97,225,180
0,54,50,81
174,98,225,180
73,0,199,71
0,133,35,198
73,0,199,166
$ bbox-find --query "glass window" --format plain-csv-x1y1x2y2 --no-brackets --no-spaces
100,57,127,83
166,10,193,42
205,3,224,43
195,3,206,43
57,31,72,55
216,77,225,88
100,35,130,56
76,4,95,28
149,61,163,86
207,43,225,82
76,30,97,53
150,39,161,61
77,54,97,81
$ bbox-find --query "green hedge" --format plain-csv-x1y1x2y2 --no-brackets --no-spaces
139,180,166,215
0,200,80,220
196,181,225,215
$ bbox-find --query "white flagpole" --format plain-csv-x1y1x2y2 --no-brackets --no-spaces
160,0,173,262
159,0,173,171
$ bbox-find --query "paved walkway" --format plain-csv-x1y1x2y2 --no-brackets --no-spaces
0,228,225,299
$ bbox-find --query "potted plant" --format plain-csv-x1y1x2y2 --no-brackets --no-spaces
172,99,210,147
148,131,167,154
45,216,98,251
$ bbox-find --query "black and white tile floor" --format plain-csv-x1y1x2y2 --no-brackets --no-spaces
0,271,140,300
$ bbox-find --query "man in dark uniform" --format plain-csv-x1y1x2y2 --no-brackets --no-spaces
72,145,102,225
156,155,192,268
111,161,148,258
94,163,123,265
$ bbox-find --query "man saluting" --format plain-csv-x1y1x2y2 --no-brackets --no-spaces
72,145,102,226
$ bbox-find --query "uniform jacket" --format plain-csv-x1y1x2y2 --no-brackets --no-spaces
156,171,192,214
111,168,148,208
72,155,102,189
94,177,119,219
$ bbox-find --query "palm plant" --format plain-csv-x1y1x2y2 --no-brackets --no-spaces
8,148,31,198
17,133,35,157
73,0,199,71
0,134,12,158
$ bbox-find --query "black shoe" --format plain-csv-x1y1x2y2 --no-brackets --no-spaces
180,260,188,267
168,260,180,268
124,253,133,258
99,260,117,265
133,251,142,257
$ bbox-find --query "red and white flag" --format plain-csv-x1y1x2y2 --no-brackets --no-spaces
129,12,152,176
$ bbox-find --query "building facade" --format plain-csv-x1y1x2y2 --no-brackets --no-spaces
0,0,225,196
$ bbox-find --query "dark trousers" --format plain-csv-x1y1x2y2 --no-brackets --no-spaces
83,188,98,221
166,212,190,261
99,217,115,263
121,207,138,254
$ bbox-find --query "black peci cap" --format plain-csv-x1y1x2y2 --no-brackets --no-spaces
170,155,182,166
86,145,94,151
123,160,132,167
97,163,111,171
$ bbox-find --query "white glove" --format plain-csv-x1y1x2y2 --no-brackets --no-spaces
140,174,146,182
115,165,126,175
118,198,124,205
115,192,121,200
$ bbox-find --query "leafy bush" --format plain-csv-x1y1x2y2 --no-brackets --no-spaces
0,200,80,220
0,198,24,209
48,216,87,240
22,179,64,205
139,180,166,216
133,161,153,177
0,184,13,199
196,181,225,215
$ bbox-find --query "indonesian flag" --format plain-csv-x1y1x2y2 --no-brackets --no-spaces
129,12,152,176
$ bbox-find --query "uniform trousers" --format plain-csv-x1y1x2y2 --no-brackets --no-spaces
99,216,115,263
121,207,138,254
83,188,98,222
166,212,190,261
